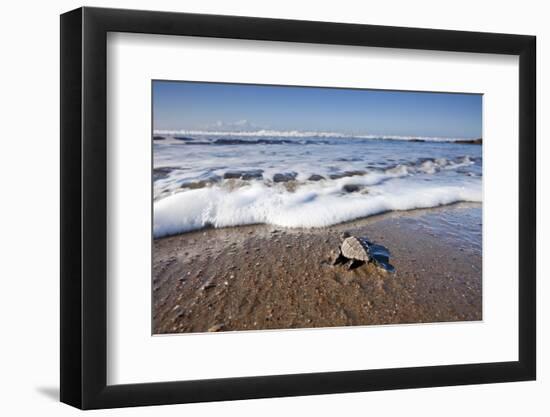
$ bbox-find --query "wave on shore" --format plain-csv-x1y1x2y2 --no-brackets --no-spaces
153,130,482,238
153,172,481,238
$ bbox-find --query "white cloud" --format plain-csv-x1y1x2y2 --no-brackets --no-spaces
204,119,265,131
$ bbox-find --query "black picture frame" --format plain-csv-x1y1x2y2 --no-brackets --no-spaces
60,6,536,410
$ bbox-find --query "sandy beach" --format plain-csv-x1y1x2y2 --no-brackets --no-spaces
152,202,482,334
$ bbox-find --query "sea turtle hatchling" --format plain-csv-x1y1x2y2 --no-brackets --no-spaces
332,235,395,272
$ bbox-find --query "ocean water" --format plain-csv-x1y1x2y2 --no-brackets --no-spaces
153,132,482,238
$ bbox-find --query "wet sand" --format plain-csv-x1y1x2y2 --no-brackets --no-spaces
152,203,482,334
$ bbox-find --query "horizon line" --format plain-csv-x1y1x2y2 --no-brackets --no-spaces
152,128,481,142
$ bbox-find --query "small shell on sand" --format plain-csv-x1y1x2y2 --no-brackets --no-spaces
208,323,224,332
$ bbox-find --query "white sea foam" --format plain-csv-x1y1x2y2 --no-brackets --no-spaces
153,178,481,238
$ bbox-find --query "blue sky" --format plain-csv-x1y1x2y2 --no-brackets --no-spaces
153,80,482,138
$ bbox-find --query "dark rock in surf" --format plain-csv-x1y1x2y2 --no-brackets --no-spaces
241,170,264,180
308,174,325,181
455,138,482,145
153,166,176,180
342,184,363,193
329,170,366,180
180,141,211,145
223,169,264,180
214,138,251,145
273,172,298,183
153,135,166,140
223,171,242,179
180,177,220,189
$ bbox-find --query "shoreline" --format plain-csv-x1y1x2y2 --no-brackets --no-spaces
153,202,482,334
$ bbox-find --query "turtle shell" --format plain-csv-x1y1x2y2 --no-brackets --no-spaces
340,236,371,262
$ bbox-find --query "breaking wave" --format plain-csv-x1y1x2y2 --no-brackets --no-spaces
154,129,479,143
153,179,481,238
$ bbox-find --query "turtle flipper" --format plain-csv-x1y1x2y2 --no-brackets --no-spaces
348,259,365,270
373,259,396,273
332,251,347,265
368,244,391,264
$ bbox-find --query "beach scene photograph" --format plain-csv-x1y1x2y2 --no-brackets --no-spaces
152,80,482,334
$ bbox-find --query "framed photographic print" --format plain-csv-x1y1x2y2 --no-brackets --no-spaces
60,7,536,409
